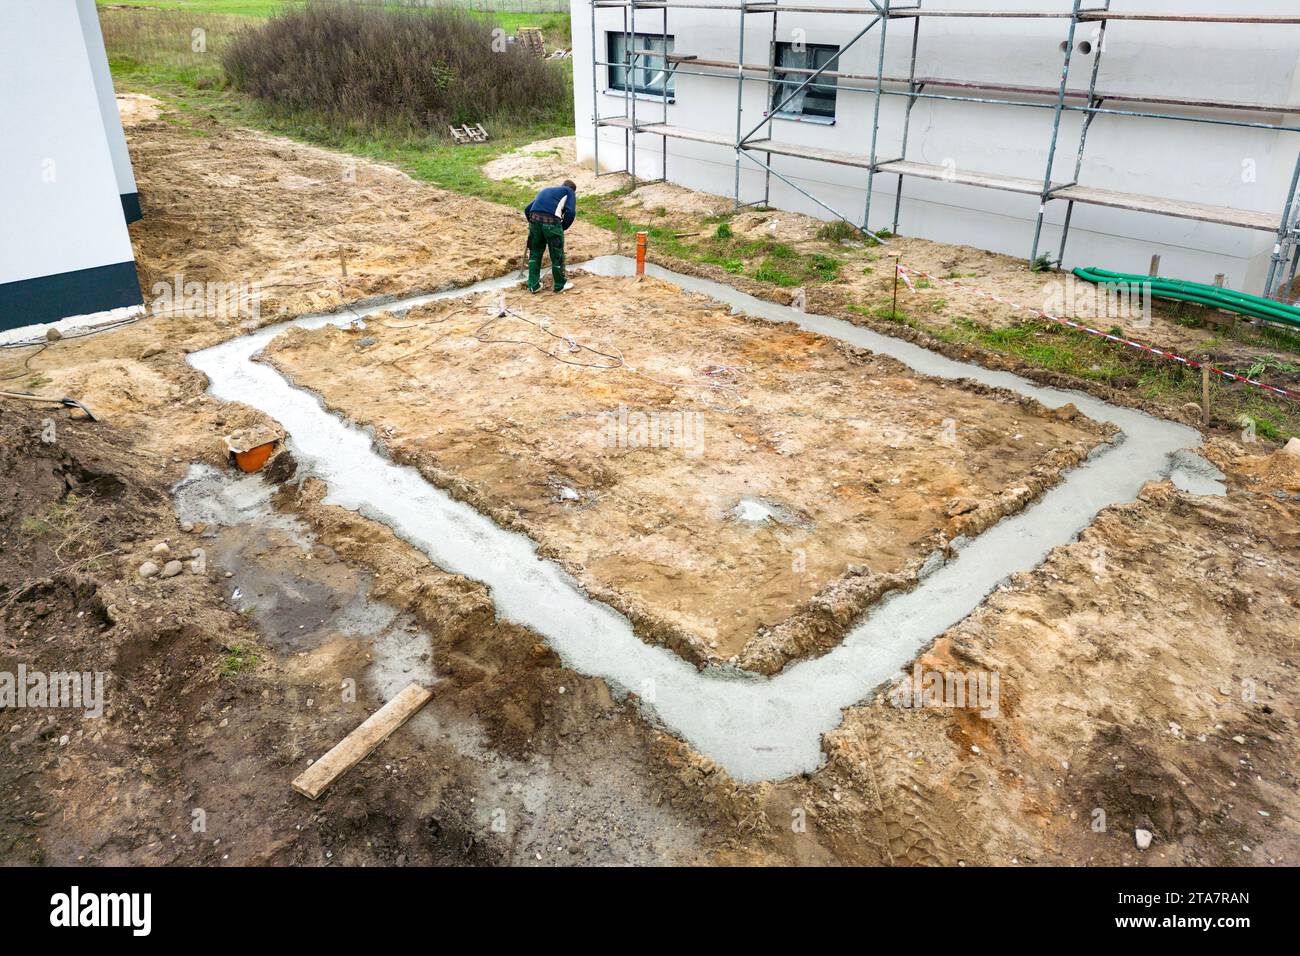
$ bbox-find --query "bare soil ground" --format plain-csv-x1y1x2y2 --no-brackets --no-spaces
121,105,609,327
482,135,630,197
742,221,1293,397
486,136,1300,400
2,103,1297,867
263,275,1105,668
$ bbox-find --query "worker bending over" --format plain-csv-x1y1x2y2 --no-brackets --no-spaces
524,179,577,293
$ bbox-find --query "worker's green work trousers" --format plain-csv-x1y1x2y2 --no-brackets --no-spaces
527,220,566,292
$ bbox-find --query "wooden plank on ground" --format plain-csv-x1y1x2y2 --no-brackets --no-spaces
292,683,433,800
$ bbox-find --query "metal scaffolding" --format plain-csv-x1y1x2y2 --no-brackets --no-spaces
588,1,1300,299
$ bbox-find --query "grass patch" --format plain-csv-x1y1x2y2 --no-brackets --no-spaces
755,260,799,287
810,254,840,281
220,644,261,677
815,220,861,244
100,0,307,15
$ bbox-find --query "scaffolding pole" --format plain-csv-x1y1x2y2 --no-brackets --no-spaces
862,0,890,231
891,0,922,234
630,0,637,184
1030,0,1082,269
1056,0,1111,267
589,2,612,179
762,4,778,206
732,5,748,207
588,1,1300,295
1264,153,1300,300
662,6,669,181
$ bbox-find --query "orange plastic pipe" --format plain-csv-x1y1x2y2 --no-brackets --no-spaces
635,232,647,275
234,442,275,473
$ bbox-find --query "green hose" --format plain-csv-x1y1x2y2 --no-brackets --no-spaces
1072,267,1300,329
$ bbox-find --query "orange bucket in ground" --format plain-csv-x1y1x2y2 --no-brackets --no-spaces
233,441,276,473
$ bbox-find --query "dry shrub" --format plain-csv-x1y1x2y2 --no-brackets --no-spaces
222,0,570,131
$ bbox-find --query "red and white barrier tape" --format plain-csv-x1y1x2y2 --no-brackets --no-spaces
895,264,1300,403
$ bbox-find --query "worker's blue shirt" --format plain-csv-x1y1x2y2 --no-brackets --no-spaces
525,184,577,230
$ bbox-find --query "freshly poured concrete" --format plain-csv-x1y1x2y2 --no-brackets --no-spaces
189,258,1223,782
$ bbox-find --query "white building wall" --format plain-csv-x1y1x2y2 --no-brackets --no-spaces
0,0,142,332
572,0,1300,294
76,0,140,220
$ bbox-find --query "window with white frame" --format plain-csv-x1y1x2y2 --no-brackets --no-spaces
607,32,675,97
771,42,839,119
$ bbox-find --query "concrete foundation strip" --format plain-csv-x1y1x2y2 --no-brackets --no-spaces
191,257,1223,782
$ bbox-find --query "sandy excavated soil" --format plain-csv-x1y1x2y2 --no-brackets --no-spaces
766,447,1300,867
494,136,1299,388
482,135,630,196
3,106,1297,868
123,102,609,326
264,275,1105,668
483,139,735,222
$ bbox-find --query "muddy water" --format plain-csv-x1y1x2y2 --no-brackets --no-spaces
172,464,435,695
189,259,1223,782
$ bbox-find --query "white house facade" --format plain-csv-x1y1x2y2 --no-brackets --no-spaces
0,0,143,337
572,0,1300,296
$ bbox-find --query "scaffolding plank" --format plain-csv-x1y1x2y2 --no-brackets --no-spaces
892,10,1300,22
890,9,1072,17
875,160,1047,195
743,138,874,169
596,1,1300,16
1050,185,1282,232
876,160,1280,231
600,116,734,146
646,124,734,146
663,56,1300,117
1078,12,1300,25
592,2,778,9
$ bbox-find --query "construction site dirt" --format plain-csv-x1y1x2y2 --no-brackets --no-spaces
1,99,1297,867
261,277,1108,670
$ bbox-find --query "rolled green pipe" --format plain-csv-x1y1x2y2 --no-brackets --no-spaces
1074,268,1298,321
1072,267,1300,328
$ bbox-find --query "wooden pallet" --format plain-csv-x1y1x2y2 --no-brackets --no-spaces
449,123,489,145
516,27,545,57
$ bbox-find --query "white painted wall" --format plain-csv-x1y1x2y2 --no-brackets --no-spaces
76,0,139,207
0,0,138,318
572,0,1300,293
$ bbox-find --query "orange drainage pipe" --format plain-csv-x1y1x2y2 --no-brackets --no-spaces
233,441,276,473
635,232,647,275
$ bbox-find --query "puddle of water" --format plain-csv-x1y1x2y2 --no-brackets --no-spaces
173,464,434,693
171,463,698,861
189,259,1224,783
